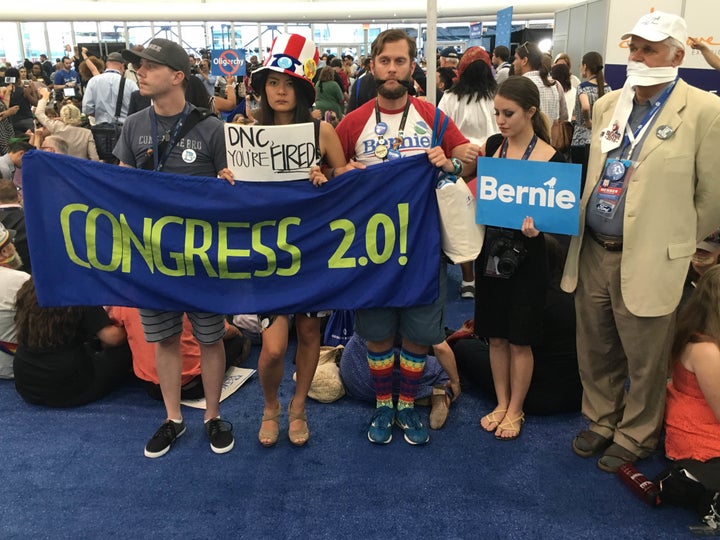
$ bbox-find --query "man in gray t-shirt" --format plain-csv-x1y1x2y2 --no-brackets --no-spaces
117,38,236,460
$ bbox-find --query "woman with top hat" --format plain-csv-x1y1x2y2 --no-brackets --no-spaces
250,33,350,447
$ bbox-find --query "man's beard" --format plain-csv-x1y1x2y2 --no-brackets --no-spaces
375,77,412,100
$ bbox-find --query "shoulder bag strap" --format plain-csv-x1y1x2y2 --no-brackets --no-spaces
115,75,127,123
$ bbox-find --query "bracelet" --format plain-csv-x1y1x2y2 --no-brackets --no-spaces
329,167,336,179
451,157,463,176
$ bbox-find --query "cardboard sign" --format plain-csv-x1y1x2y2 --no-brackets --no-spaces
475,157,582,236
224,122,317,181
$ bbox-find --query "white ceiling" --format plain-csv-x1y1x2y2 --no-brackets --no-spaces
1,0,582,22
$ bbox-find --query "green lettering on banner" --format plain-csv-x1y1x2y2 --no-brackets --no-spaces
366,213,395,264
184,218,218,277
217,222,251,279
251,221,278,277
276,217,301,276
152,216,185,276
86,207,122,272
328,219,356,268
120,215,154,273
60,203,90,268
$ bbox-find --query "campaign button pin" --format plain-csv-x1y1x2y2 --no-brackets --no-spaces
387,149,402,160
604,160,626,182
182,149,197,163
656,125,673,140
375,122,388,136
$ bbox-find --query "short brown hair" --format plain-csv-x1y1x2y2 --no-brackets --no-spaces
0,180,19,203
370,29,417,61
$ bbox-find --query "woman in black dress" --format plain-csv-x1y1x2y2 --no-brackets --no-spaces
476,76,565,440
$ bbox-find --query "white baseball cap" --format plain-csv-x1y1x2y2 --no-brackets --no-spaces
621,11,687,46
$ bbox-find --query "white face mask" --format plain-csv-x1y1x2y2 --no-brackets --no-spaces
625,60,677,87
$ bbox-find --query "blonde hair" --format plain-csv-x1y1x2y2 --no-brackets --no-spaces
60,103,82,126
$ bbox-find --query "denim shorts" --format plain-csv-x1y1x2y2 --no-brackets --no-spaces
354,260,447,346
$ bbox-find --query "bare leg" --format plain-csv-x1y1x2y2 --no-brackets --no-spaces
257,316,289,445
199,340,226,422
289,315,321,424
496,344,534,439
155,334,183,420
480,337,510,431
460,261,474,283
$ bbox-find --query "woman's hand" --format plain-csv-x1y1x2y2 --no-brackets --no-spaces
309,165,328,186
521,216,540,238
218,167,235,185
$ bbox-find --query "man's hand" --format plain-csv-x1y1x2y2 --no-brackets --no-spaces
521,216,540,238
426,146,454,172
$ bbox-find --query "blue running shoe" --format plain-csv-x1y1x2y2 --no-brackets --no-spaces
395,408,429,445
367,406,394,444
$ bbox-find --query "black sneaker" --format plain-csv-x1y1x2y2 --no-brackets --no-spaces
205,418,234,454
144,419,186,458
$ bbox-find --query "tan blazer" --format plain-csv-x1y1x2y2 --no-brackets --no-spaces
561,79,720,317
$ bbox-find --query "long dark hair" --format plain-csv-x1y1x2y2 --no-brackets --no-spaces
448,60,497,104
582,51,606,98
550,63,571,92
671,265,720,361
14,278,85,350
497,76,551,144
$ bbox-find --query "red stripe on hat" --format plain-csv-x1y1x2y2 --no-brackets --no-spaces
284,34,306,62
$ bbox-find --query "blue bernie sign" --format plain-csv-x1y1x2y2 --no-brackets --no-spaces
22,151,440,314
475,157,582,236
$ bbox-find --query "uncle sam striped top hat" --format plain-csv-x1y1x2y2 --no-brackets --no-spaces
251,33,319,104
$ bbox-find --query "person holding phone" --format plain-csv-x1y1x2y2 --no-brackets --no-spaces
53,56,79,102
2,68,37,136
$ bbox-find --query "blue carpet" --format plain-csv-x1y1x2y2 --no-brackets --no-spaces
0,266,698,539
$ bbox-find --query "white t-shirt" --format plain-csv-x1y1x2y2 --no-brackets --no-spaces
438,92,498,146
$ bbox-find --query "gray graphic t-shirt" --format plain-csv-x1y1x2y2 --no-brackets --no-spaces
114,104,227,177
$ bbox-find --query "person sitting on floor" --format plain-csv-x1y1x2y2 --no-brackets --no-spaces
340,333,461,430
655,264,720,528
107,306,251,401
13,278,131,407
0,222,29,379
0,180,29,274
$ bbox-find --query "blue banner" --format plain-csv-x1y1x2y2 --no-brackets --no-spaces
475,157,581,235
495,7,513,49
23,152,440,314
210,49,246,77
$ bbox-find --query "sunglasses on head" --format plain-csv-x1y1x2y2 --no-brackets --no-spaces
518,41,531,56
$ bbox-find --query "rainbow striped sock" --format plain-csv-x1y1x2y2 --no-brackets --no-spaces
367,349,395,409
397,348,426,410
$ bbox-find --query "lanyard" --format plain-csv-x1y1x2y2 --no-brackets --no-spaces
149,103,191,172
500,134,537,160
620,78,676,160
374,99,411,157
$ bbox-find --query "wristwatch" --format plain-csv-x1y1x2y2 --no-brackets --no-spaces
451,157,463,176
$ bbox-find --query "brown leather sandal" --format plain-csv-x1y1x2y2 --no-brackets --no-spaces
288,399,309,447
258,402,281,447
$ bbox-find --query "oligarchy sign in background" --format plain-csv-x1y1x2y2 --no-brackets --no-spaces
23,152,441,314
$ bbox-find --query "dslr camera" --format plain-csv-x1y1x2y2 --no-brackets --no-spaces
488,228,527,278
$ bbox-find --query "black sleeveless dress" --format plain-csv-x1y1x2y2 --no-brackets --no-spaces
473,133,564,346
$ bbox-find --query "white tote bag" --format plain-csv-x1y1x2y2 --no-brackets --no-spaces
436,177,485,263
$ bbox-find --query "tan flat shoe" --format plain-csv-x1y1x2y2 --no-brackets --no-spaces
258,402,281,447
288,399,309,447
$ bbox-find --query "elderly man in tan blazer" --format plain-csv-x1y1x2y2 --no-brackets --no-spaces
561,11,720,472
